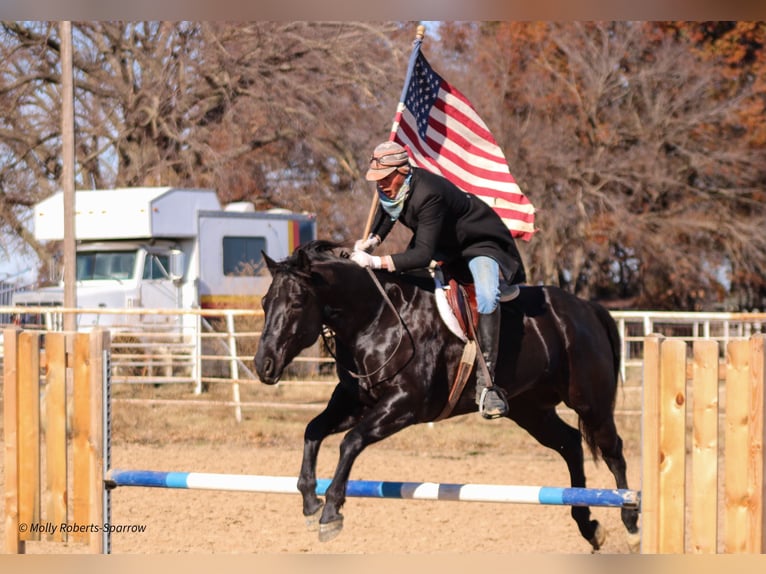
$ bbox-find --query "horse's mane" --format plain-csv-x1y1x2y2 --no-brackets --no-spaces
287,240,434,292
287,240,349,265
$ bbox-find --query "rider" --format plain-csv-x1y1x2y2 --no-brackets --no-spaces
350,140,526,419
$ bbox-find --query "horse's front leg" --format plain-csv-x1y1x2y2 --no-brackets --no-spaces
318,391,418,542
297,382,364,529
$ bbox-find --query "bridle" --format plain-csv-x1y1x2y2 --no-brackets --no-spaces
320,267,413,382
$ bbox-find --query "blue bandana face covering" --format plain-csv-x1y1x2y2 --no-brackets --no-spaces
377,173,412,220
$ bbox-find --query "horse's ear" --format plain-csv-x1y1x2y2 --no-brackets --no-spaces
263,251,278,275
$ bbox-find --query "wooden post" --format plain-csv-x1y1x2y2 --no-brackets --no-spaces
750,334,766,554
44,332,68,542
3,329,24,553
89,329,109,554
3,329,110,554
72,332,92,543
640,334,662,553
747,334,764,552
226,312,243,423
60,20,77,333
658,338,687,553
17,331,42,542
690,340,719,553
724,339,752,552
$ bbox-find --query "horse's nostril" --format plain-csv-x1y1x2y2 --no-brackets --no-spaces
262,357,274,377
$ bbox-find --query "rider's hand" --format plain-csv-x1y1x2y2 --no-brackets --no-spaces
353,234,381,253
350,250,382,269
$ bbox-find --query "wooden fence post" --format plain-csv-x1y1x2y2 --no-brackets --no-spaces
17,331,42,543
641,334,662,553
45,332,68,542
72,331,92,543
752,334,766,553
3,328,23,553
72,329,109,552
723,336,765,553
657,338,688,553
89,328,109,554
690,339,719,553
725,338,751,552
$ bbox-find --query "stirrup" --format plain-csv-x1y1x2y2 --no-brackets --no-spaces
478,386,508,419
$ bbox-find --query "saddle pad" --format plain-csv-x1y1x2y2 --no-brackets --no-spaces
432,275,477,342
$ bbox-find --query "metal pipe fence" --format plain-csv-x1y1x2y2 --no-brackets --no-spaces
1,306,764,420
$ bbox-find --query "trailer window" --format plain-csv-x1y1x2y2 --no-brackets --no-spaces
223,236,266,276
299,220,315,245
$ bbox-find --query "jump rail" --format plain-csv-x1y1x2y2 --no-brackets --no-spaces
105,469,639,508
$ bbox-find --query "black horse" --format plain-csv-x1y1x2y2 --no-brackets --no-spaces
254,240,640,552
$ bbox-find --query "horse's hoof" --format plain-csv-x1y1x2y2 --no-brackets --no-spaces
626,530,641,553
304,503,324,531
318,517,344,542
589,523,606,552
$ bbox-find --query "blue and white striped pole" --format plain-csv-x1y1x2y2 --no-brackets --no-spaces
106,469,640,509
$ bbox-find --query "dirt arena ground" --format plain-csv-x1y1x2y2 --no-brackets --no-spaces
2,386,643,555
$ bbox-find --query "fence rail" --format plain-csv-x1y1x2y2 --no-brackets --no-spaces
615,310,766,380
1,306,765,420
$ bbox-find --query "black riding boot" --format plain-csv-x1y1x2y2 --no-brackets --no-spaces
474,306,508,419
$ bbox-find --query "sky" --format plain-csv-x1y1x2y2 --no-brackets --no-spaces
0,209,36,285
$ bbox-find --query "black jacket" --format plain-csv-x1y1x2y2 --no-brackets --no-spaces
371,168,526,283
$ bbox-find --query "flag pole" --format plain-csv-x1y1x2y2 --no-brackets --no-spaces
361,24,426,239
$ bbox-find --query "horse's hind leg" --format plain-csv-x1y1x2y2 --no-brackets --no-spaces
509,403,604,551
297,383,363,530
582,415,640,552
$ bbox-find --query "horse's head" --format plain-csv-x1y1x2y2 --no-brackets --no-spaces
254,241,347,385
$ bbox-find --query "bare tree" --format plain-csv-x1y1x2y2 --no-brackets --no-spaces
4,21,763,310
0,21,413,277
441,21,766,310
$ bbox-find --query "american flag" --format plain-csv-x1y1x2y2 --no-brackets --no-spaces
391,51,535,241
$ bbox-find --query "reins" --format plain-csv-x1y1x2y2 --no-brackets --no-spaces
319,263,481,421
320,267,412,382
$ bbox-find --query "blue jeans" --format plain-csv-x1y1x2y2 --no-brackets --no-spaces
468,256,500,314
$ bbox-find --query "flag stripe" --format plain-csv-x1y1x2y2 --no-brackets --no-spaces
424,108,514,176
421,117,517,184
398,112,526,197
433,90,504,162
491,204,537,223
393,51,535,240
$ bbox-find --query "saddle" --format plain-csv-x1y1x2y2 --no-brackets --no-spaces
430,262,481,422
430,262,478,342
429,261,517,421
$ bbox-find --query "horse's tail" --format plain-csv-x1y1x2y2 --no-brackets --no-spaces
593,301,622,390
581,300,622,460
